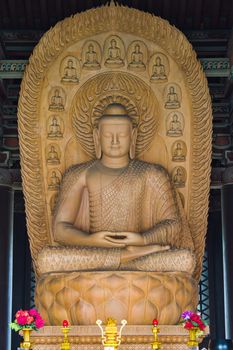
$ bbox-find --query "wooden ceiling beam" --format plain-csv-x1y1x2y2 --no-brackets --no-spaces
7,0,17,28
211,0,221,29
192,0,203,29
24,0,34,28
1,0,233,32
55,0,62,23
227,1,233,29
177,0,187,29
39,0,49,28
162,0,170,21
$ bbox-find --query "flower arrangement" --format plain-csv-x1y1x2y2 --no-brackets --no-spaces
181,310,207,333
10,309,45,332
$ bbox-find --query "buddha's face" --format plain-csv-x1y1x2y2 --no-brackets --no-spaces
173,114,178,122
111,39,116,48
98,117,132,158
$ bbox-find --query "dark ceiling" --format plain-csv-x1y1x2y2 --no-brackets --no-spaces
0,0,233,31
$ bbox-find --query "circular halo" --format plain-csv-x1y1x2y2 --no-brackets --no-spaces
71,72,159,157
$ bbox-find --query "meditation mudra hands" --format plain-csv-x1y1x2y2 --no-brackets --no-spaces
87,231,170,263
91,230,146,247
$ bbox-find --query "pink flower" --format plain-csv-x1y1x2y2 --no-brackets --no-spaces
17,316,28,326
35,317,45,329
15,310,23,318
21,311,29,317
26,316,34,324
29,309,39,317
13,308,45,330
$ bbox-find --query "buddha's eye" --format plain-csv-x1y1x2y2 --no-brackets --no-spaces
103,132,112,137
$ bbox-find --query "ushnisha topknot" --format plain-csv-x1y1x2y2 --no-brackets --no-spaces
101,103,129,118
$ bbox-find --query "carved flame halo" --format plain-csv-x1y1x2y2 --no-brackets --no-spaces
71,72,159,158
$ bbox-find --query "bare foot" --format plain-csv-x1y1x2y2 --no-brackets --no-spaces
121,244,170,263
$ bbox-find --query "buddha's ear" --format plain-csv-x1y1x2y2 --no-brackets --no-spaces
93,128,102,159
129,128,137,160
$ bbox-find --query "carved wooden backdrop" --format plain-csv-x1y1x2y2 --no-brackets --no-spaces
18,3,212,280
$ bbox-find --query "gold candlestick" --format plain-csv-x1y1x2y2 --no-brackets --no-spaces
187,327,199,347
96,318,127,350
151,319,161,350
61,320,70,350
19,328,32,349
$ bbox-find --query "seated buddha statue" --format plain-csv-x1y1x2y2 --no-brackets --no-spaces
105,39,124,68
39,103,195,275
49,89,64,111
128,44,146,71
83,43,101,70
165,86,180,109
61,59,79,83
150,56,167,81
167,113,182,136
48,116,63,138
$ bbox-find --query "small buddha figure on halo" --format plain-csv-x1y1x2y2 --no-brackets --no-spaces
47,145,60,164
83,43,100,70
61,59,79,83
165,86,180,109
167,113,183,136
128,44,145,71
105,39,124,68
48,117,63,138
150,56,167,82
172,142,186,162
173,167,185,187
48,171,60,190
49,89,64,111
39,103,195,275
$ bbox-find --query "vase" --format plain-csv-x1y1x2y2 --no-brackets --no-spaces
187,327,199,347
19,328,32,349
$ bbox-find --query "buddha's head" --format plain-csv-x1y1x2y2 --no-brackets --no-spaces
173,114,178,122
68,59,73,68
169,86,175,94
135,44,140,52
93,103,137,161
156,56,161,65
111,39,117,48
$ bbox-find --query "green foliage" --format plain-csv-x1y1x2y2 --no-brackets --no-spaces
9,322,21,332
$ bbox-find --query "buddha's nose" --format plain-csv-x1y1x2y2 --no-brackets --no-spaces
111,134,120,145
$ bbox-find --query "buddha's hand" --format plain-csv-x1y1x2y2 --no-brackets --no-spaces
105,232,145,246
90,231,126,248
121,244,171,263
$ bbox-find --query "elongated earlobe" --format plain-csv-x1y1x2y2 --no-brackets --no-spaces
129,128,137,159
93,128,102,159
